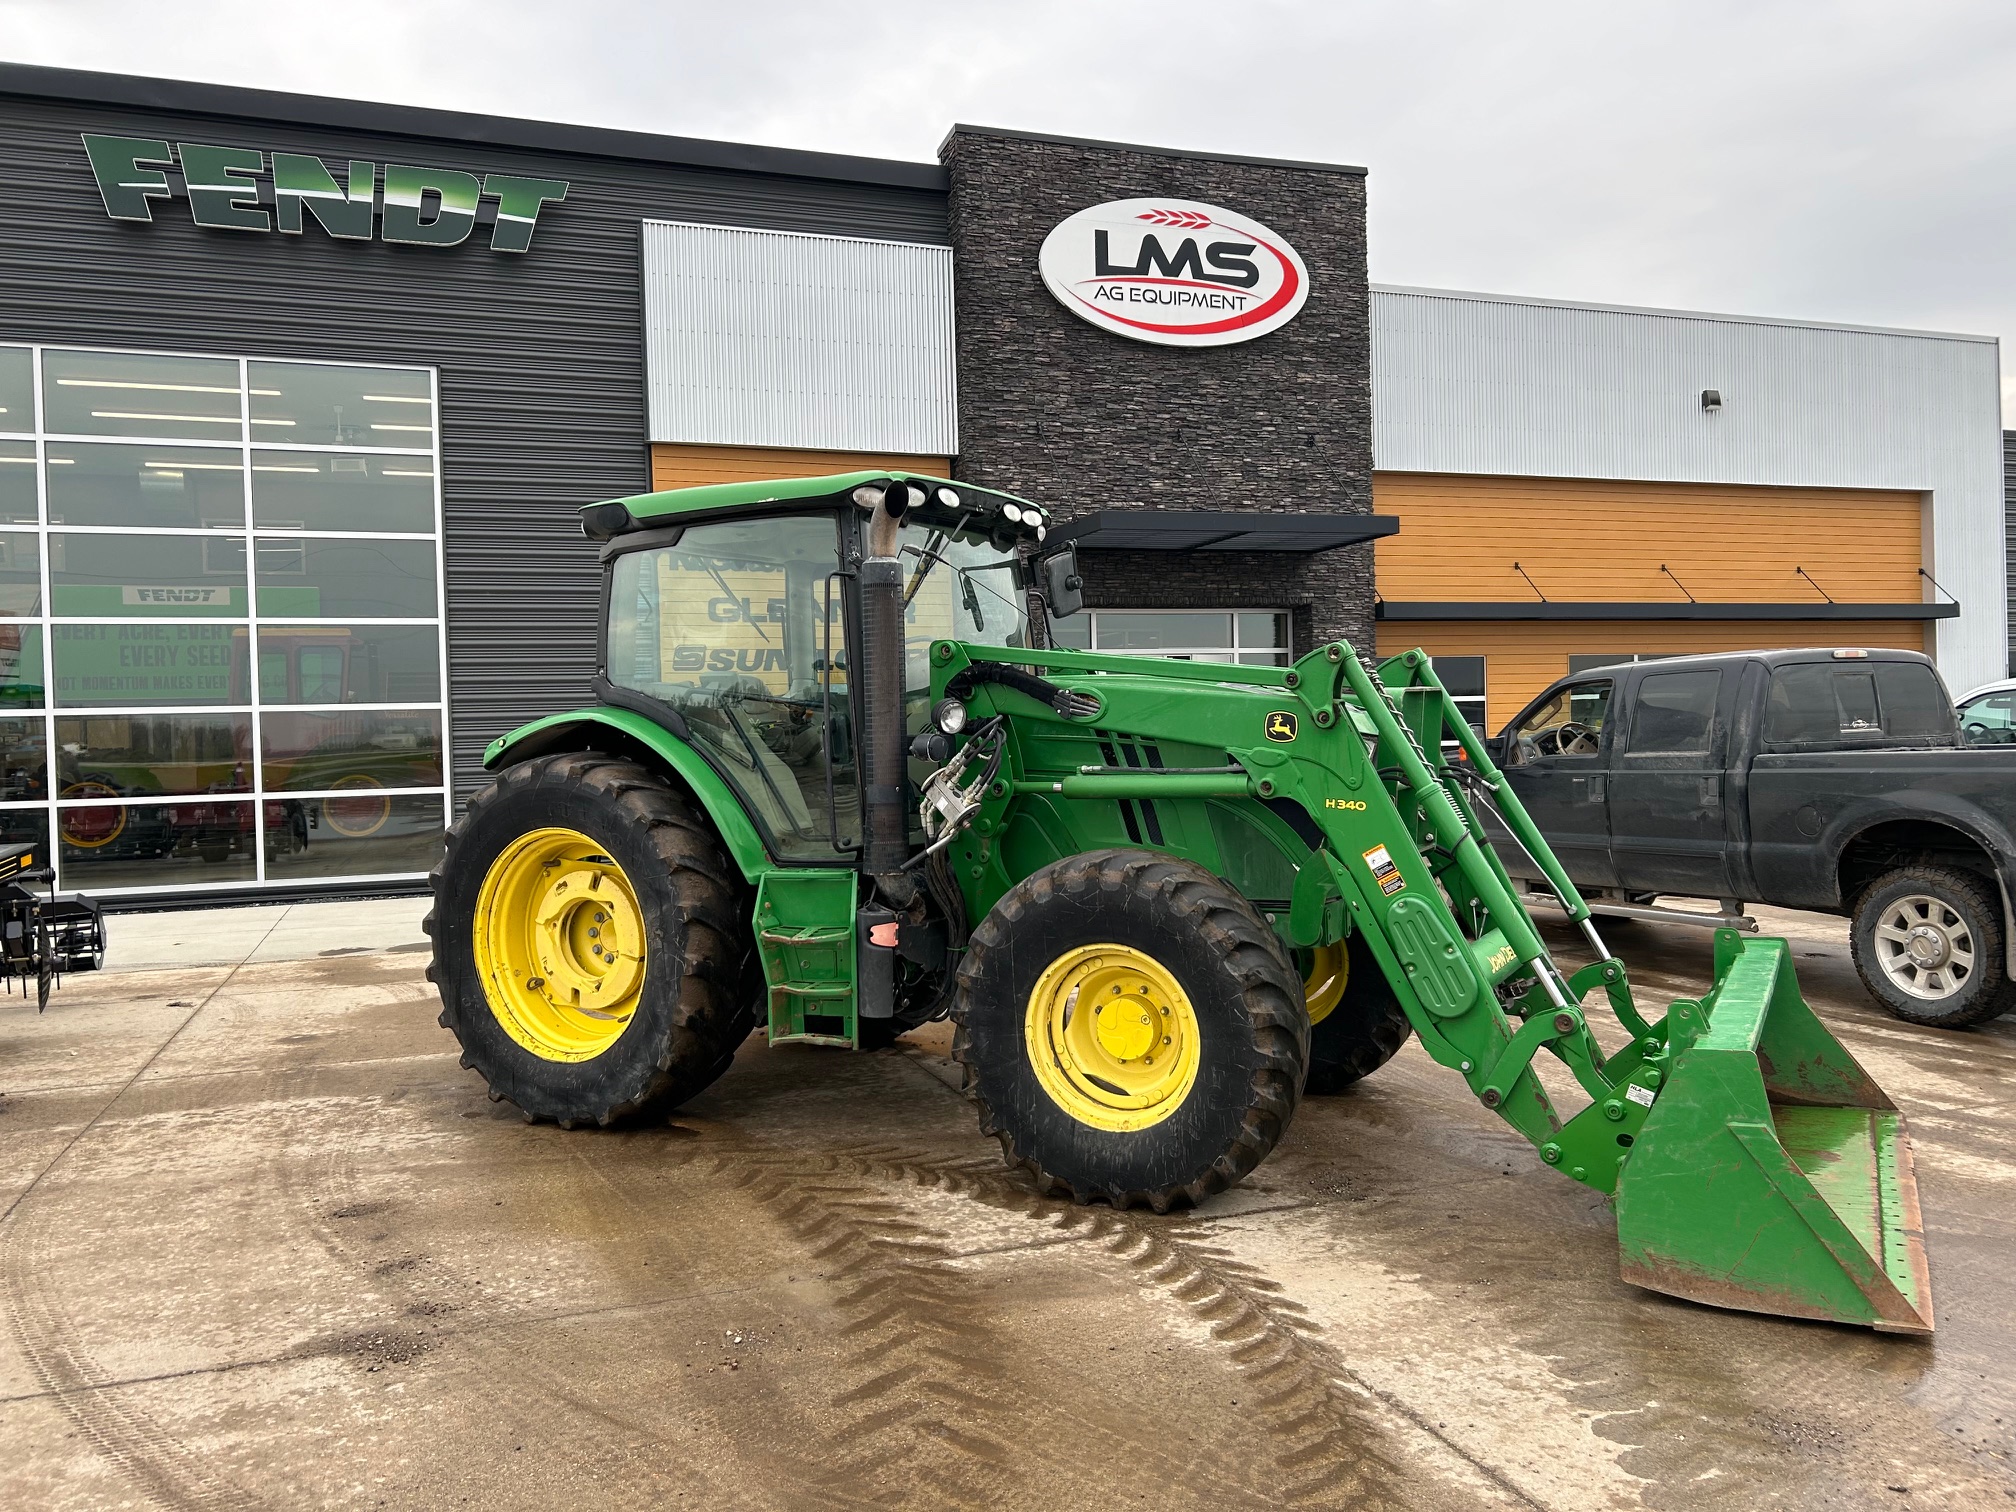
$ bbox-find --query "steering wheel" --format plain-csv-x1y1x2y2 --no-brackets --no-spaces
1962,720,2008,746
1542,720,1599,757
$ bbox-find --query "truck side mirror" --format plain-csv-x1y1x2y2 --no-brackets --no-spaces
1041,544,1084,621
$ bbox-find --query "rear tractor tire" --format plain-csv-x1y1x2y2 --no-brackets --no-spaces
953,849,1309,1212
427,752,758,1126
1299,932,1413,1094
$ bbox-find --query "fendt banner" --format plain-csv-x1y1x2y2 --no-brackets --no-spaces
1037,197,1310,347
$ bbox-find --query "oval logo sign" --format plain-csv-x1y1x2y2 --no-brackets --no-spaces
1038,197,1310,347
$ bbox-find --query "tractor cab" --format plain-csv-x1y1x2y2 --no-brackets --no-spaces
586,473,1061,864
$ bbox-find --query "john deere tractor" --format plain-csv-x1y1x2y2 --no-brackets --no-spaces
429,472,1935,1334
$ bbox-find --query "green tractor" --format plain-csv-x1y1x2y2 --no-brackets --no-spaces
428,472,1935,1334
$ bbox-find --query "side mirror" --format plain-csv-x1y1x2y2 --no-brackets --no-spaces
1042,544,1084,620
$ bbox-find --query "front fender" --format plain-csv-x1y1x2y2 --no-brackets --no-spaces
484,707,772,882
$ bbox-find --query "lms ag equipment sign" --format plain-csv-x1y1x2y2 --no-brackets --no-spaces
1038,198,1309,347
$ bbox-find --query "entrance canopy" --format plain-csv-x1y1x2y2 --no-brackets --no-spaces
1050,509,1399,553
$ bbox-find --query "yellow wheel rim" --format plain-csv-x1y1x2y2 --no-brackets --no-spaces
473,827,647,1063
1024,943,1201,1132
1302,942,1347,1026
60,781,127,849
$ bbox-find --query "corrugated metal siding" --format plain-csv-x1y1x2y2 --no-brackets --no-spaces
1371,286,2007,693
644,221,956,454
0,94,946,804
2006,430,2015,678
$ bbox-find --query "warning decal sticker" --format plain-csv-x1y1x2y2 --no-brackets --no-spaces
1362,844,1405,897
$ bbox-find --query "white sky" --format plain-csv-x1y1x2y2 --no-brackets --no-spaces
5,0,2014,413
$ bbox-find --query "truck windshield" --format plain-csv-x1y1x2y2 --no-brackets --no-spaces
1959,690,2016,745
604,514,855,858
1509,680,1612,761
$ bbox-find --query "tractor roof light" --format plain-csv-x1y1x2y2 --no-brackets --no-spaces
579,501,634,541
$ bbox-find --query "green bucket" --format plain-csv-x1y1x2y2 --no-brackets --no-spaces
1615,932,1934,1334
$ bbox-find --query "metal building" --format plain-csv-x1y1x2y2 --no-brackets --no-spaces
1371,286,2005,724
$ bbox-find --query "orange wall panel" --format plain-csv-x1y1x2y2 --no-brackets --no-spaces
1372,473,1925,607
650,443,951,493
1377,618,1929,730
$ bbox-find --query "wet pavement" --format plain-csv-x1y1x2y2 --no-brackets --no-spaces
1,900,2012,1509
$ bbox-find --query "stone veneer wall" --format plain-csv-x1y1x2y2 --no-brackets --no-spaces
939,127,1375,654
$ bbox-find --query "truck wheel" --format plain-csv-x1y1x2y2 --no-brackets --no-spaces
427,752,758,1126
1300,933,1412,1094
954,849,1308,1212
1849,865,2011,1028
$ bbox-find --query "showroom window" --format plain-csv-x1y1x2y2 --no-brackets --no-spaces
1048,610,1289,665
0,343,448,896
1426,655,1487,735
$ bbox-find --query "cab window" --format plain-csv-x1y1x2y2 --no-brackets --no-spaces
1766,661,1957,749
1508,680,1612,763
605,514,855,859
1959,690,2016,745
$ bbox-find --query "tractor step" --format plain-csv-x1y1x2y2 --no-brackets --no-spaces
753,870,860,1048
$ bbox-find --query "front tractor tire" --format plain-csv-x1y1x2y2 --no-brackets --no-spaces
954,849,1309,1212
1299,932,1413,1094
427,752,757,1127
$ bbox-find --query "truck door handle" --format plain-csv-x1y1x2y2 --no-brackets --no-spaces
1589,774,1604,801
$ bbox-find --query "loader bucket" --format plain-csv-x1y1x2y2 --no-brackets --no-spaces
1614,932,1934,1334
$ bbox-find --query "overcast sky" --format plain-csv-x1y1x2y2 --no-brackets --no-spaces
6,0,2014,408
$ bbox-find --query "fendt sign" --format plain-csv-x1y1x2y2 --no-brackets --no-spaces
81,134,569,254
1038,197,1310,347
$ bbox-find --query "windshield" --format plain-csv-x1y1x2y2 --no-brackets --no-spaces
605,514,854,858
1959,689,2016,745
1508,680,1612,762
895,515,1027,712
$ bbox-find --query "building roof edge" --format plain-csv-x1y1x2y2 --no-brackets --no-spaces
1371,283,1999,346
941,123,1367,177
0,61,949,191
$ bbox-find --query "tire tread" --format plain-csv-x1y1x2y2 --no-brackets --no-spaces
951,848,1307,1213
429,752,758,1124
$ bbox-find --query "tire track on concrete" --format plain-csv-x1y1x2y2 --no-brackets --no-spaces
815,1141,1541,1512
274,1118,772,1512
2,1197,261,1512
709,1142,1293,1510
0,916,290,1510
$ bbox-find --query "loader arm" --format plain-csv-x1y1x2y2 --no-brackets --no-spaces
929,637,1934,1334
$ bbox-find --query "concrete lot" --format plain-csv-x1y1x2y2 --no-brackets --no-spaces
1,898,2012,1510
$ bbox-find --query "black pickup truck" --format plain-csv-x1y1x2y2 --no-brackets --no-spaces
1488,647,2016,1028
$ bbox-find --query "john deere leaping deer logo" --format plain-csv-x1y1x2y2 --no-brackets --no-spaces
1264,710,1298,742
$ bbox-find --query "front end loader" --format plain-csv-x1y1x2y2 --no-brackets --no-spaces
429,471,1933,1334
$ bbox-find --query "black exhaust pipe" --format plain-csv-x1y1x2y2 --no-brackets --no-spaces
855,481,916,900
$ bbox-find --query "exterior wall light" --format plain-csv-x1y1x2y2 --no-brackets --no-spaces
1701,389,1723,411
